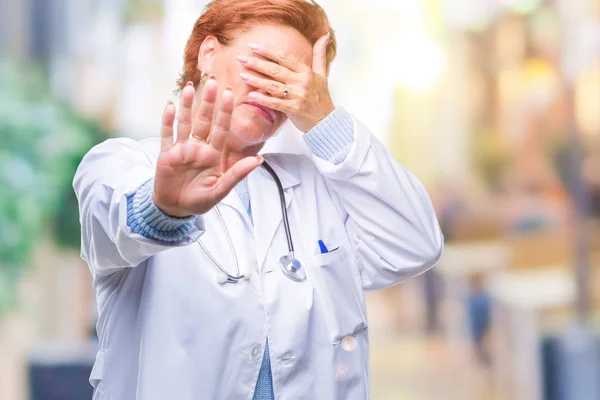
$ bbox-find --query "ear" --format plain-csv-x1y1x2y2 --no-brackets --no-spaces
197,36,218,73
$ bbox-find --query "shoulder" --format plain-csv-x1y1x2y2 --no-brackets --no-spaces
260,152,335,193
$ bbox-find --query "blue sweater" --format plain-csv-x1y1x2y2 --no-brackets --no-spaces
126,108,354,399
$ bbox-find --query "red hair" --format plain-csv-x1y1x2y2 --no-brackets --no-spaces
177,0,336,92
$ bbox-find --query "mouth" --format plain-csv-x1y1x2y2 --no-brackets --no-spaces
244,102,276,123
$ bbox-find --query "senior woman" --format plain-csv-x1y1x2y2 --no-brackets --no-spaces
74,0,444,399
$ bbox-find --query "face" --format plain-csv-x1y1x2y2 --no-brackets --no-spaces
195,24,313,155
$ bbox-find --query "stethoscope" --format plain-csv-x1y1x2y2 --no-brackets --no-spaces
197,161,306,284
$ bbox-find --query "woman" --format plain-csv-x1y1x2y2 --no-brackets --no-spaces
74,0,444,399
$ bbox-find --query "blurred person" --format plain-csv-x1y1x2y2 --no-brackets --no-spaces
466,273,491,366
434,183,466,241
73,0,444,399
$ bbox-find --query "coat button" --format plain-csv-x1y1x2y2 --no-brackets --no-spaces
341,335,357,352
335,363,350,381
251,344,262,360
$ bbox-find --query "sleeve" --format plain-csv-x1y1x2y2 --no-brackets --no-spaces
303,107,354,165
127,178,196,242
73,138,205,277
309,111,444,290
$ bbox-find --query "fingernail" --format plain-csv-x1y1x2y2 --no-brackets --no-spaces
209,74,217,80
237,55,249,64
248,92,258,99
240,72,250,81
256,156,264,164
186,81,194,87
248,43,260,51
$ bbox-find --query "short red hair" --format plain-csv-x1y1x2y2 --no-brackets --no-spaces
177,0,336,92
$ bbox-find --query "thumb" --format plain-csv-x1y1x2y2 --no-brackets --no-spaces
312,33,329,77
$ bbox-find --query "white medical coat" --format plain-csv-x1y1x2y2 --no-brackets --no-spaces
74,114,444,400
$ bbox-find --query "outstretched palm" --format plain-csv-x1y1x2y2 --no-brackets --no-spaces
153,80,262,217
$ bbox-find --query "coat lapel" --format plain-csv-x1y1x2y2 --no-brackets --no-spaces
218,184,254,230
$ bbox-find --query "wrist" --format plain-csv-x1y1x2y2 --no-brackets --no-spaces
127,179,197,242
302,103,336,134
152,193,192,219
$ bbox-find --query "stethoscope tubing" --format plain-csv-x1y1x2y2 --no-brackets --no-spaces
260,162,294,255
197,205,245,281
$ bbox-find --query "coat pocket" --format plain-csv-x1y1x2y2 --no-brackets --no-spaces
307,244,368,343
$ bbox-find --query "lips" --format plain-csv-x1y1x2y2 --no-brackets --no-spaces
244,101,276,123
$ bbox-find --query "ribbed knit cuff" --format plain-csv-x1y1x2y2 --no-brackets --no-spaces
303,107,354,165
126,179,196,242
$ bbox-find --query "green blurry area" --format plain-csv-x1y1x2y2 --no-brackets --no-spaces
0,62,107,314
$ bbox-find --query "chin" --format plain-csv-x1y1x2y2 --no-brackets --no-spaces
231,108,278,146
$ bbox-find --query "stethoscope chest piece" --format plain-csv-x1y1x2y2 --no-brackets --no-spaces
279,255,306,282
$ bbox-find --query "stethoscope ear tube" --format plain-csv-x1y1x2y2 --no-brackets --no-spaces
198,207,245,283
261,162,306,282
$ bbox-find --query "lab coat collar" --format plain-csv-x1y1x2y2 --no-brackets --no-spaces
218,190,253,228
257,154,300,190
218,153,299,221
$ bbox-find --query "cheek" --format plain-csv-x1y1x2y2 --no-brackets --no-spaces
224,63,246,93
213,55,245,94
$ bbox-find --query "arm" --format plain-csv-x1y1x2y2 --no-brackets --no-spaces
73,138,205,277
234,36,443,288
304,108,444,290
75,80,262,278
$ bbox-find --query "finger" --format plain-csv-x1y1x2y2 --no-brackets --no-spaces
248,91,293,114
237,54,296,83
207,88,234,151
248,42,307,73
176,82,195,143
312,33,329,77
220,141,231,174
240,72,289,98
214,156,263,199
192,78,218,141
160,101,176,152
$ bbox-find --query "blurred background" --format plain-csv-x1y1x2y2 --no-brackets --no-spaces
1,0,599,399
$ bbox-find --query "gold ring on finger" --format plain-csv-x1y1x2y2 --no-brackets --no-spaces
191,134,206,141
